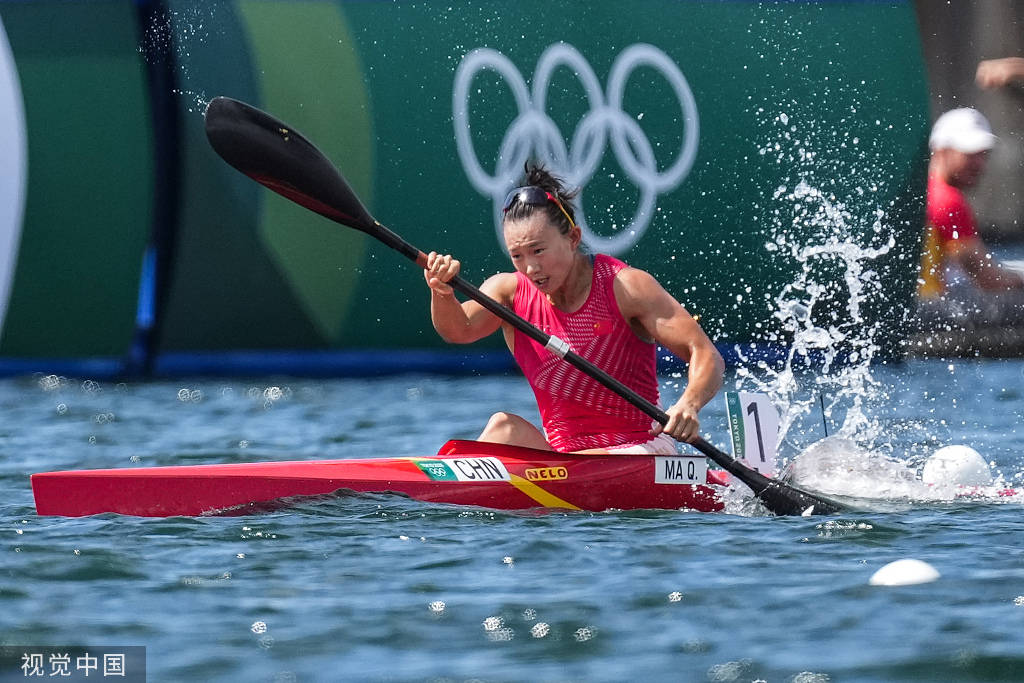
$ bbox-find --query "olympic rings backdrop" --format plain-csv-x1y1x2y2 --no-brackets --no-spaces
0,0,928,376
453,43,700,255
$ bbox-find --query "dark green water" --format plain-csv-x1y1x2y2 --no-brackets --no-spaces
2,360,1024,682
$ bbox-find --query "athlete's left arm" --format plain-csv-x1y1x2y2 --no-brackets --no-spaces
615,268,725,443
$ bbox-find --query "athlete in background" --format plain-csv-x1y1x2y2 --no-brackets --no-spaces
918,107,1024,299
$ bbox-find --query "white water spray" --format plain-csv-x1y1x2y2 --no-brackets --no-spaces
729,109,923,500
736,178,894,449
733,124,1018,502
138,4,227,114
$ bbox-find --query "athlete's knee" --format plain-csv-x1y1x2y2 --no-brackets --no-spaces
482,412,519,437
479,412,550,450
481,411,540,443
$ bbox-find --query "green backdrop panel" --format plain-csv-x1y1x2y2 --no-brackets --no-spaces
238,0,372,345
156,0,320,351
0,1,151,357
0,0,930,364
322,0,930,352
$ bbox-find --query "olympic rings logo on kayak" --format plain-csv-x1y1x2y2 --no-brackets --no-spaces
452,42,700,255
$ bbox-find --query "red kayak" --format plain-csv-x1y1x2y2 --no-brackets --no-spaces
32,439,729,517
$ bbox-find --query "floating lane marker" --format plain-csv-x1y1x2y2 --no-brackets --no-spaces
922,445,993,487
869,559,940,586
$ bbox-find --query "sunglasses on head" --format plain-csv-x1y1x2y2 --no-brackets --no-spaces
502,186,576,229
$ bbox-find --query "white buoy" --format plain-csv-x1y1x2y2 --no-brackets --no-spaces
922,445,992,487
869,559,940,586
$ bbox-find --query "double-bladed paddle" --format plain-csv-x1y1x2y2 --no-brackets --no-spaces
203,96,844,516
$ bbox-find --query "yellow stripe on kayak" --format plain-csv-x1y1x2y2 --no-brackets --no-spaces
507,473,581,510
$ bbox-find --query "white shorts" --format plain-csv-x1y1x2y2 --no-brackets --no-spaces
605,433,679,455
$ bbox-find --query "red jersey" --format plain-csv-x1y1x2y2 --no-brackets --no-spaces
511,254,660,452
919,173,979,297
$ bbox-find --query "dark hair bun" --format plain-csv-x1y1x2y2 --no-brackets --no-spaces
501,162,579,235
523,163,579,204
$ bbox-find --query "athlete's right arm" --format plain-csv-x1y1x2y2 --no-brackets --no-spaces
424,252,515,344
948,238,1024,291
977,57,1024,89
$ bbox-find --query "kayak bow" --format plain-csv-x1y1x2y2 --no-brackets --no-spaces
31,440,729,517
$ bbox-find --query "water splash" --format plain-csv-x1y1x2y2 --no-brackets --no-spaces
731,112,1022,505
736,177,895,450
785,435,1020,504
730,108,918,500
138,4,227,114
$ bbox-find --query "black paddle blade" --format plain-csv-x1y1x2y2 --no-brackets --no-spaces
204,96,375,231
691,437,842,515
759,481,842,516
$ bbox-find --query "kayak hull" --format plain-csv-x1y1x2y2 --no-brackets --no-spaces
31,440,727,517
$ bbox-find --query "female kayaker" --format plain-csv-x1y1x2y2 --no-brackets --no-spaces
424,165,724,454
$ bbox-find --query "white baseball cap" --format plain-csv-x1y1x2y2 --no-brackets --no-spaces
929,107,997,153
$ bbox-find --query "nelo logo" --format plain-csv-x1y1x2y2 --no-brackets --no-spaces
524,467,568,482
452,43,699,255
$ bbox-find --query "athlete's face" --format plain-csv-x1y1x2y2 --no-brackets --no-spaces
941,148,989,188
503,214,581,294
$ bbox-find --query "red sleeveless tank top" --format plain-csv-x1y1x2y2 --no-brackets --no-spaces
512,254,660,452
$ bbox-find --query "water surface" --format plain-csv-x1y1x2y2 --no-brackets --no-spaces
2,361,1024,681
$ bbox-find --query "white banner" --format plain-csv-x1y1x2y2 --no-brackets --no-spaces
0,17,27,337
